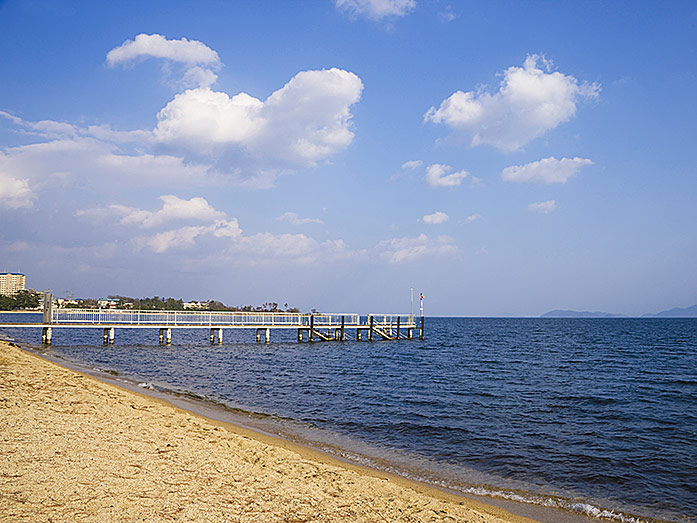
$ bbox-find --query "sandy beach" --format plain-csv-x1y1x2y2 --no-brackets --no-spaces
0,340,535,522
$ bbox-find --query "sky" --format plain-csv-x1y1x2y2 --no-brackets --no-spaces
1,0,696,316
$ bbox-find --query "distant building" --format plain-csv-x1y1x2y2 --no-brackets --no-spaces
183,301,205,310
0,272,26,295
97,298,119,309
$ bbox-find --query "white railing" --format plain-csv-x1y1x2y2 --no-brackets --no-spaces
52,309,361,327
367,314,417,327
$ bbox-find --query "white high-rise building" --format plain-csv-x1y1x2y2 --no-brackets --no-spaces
0,273,26,295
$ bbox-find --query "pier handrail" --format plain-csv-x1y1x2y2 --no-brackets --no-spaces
51,309,362,327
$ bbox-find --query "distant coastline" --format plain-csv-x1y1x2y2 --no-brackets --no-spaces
540,304,697,318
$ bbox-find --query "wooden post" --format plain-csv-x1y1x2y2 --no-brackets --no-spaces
369,316,374,341
396,316,400,340
341,315,345,341
310,315,314,342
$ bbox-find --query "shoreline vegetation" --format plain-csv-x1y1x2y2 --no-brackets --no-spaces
0,292,303,313
0,339,533,523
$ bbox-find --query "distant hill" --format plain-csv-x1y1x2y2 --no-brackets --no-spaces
643,304,697,318
540,309,626,318
540,304,697,318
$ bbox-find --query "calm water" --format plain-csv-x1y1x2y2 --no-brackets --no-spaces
2,316,696,522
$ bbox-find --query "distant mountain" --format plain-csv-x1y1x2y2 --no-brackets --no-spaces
643,304,697,318
540,309,627,318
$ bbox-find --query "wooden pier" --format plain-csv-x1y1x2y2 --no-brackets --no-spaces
1,306,424,346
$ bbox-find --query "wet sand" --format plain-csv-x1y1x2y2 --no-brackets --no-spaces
0,340,538,522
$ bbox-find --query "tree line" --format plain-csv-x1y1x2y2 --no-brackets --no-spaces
0,290,42,310
77,296,301,313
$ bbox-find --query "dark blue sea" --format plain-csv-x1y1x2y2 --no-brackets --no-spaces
2,315,695,522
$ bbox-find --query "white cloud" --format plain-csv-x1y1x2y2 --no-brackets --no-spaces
426,163,468,187
464,213,483,224
502,156,593,184
401,159,423,170
377,233,458,263
0,171,35,209
154,68,363,165
139,219,242,253
425,55,600,151
106,33,221,68
422,211,448,224
528,200,556,214
335,0,416,20
110,195,227,228
277,212,323,225
439,6,458,22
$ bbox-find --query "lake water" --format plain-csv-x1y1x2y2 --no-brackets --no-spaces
2,315,695,522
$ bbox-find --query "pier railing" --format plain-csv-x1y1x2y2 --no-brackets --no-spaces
51,309,364,327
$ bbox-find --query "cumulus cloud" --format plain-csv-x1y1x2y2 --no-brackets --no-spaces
402,159,423,170
426,163,468,187
502,156,593,184
464,213,483,224
277,212,323,225
108,195,227,228
0,171,35,209
422,211,448,224
335,0,416,20
139,220,242,253
154,68,363,165
425,55,600,151
106,33,221,68
377,233,458,263
528,200,556,214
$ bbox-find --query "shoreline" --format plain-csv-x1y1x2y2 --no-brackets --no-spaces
0,332,663,522
1,338,545,522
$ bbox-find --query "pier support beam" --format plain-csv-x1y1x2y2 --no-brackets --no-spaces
396,316,400,340
256,329,261,343
159,329,164,345
309,315,314,342
210,329,215,344
357,329,362,341
166,328,172,345
42,327,52,345
298,329,303,342
108,327,115,345
341,315,345,341
369,316,374,341
265,328,270,344
210,328,222,344
217,328,222,344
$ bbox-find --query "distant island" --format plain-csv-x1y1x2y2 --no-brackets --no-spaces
541,304,697,318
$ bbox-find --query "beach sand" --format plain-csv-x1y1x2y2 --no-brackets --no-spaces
0,340,535,522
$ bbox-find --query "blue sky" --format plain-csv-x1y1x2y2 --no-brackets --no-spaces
1,0,696,316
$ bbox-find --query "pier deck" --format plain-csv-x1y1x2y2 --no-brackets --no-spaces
0,308,424,345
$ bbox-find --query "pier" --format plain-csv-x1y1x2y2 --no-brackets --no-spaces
1,305,424,346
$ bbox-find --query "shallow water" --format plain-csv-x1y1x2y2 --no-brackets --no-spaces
2,316,695,522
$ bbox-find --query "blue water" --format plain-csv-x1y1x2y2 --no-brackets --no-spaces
2,316,696,522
